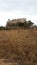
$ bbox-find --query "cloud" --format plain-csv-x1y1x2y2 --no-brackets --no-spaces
0,0,37,25
0,0,37,13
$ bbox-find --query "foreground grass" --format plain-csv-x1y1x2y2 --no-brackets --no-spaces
0,29,37,65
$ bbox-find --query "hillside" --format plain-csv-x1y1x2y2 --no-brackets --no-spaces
0,29,37,65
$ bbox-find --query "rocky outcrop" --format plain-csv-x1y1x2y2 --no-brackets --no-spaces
6,18,33,29
6,18,26,29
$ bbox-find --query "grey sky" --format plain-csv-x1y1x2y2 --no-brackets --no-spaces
0,0,37,26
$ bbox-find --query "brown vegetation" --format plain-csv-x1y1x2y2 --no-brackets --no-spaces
0,29,37,65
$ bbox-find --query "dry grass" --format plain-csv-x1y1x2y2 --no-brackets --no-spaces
0,29,37,65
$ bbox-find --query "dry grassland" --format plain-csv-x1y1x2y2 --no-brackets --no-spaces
0,29,37,65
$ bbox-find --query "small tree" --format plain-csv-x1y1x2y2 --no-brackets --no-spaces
28,20,34,28
0,26,5,30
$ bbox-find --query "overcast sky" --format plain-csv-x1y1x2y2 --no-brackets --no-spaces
0,0,37,26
